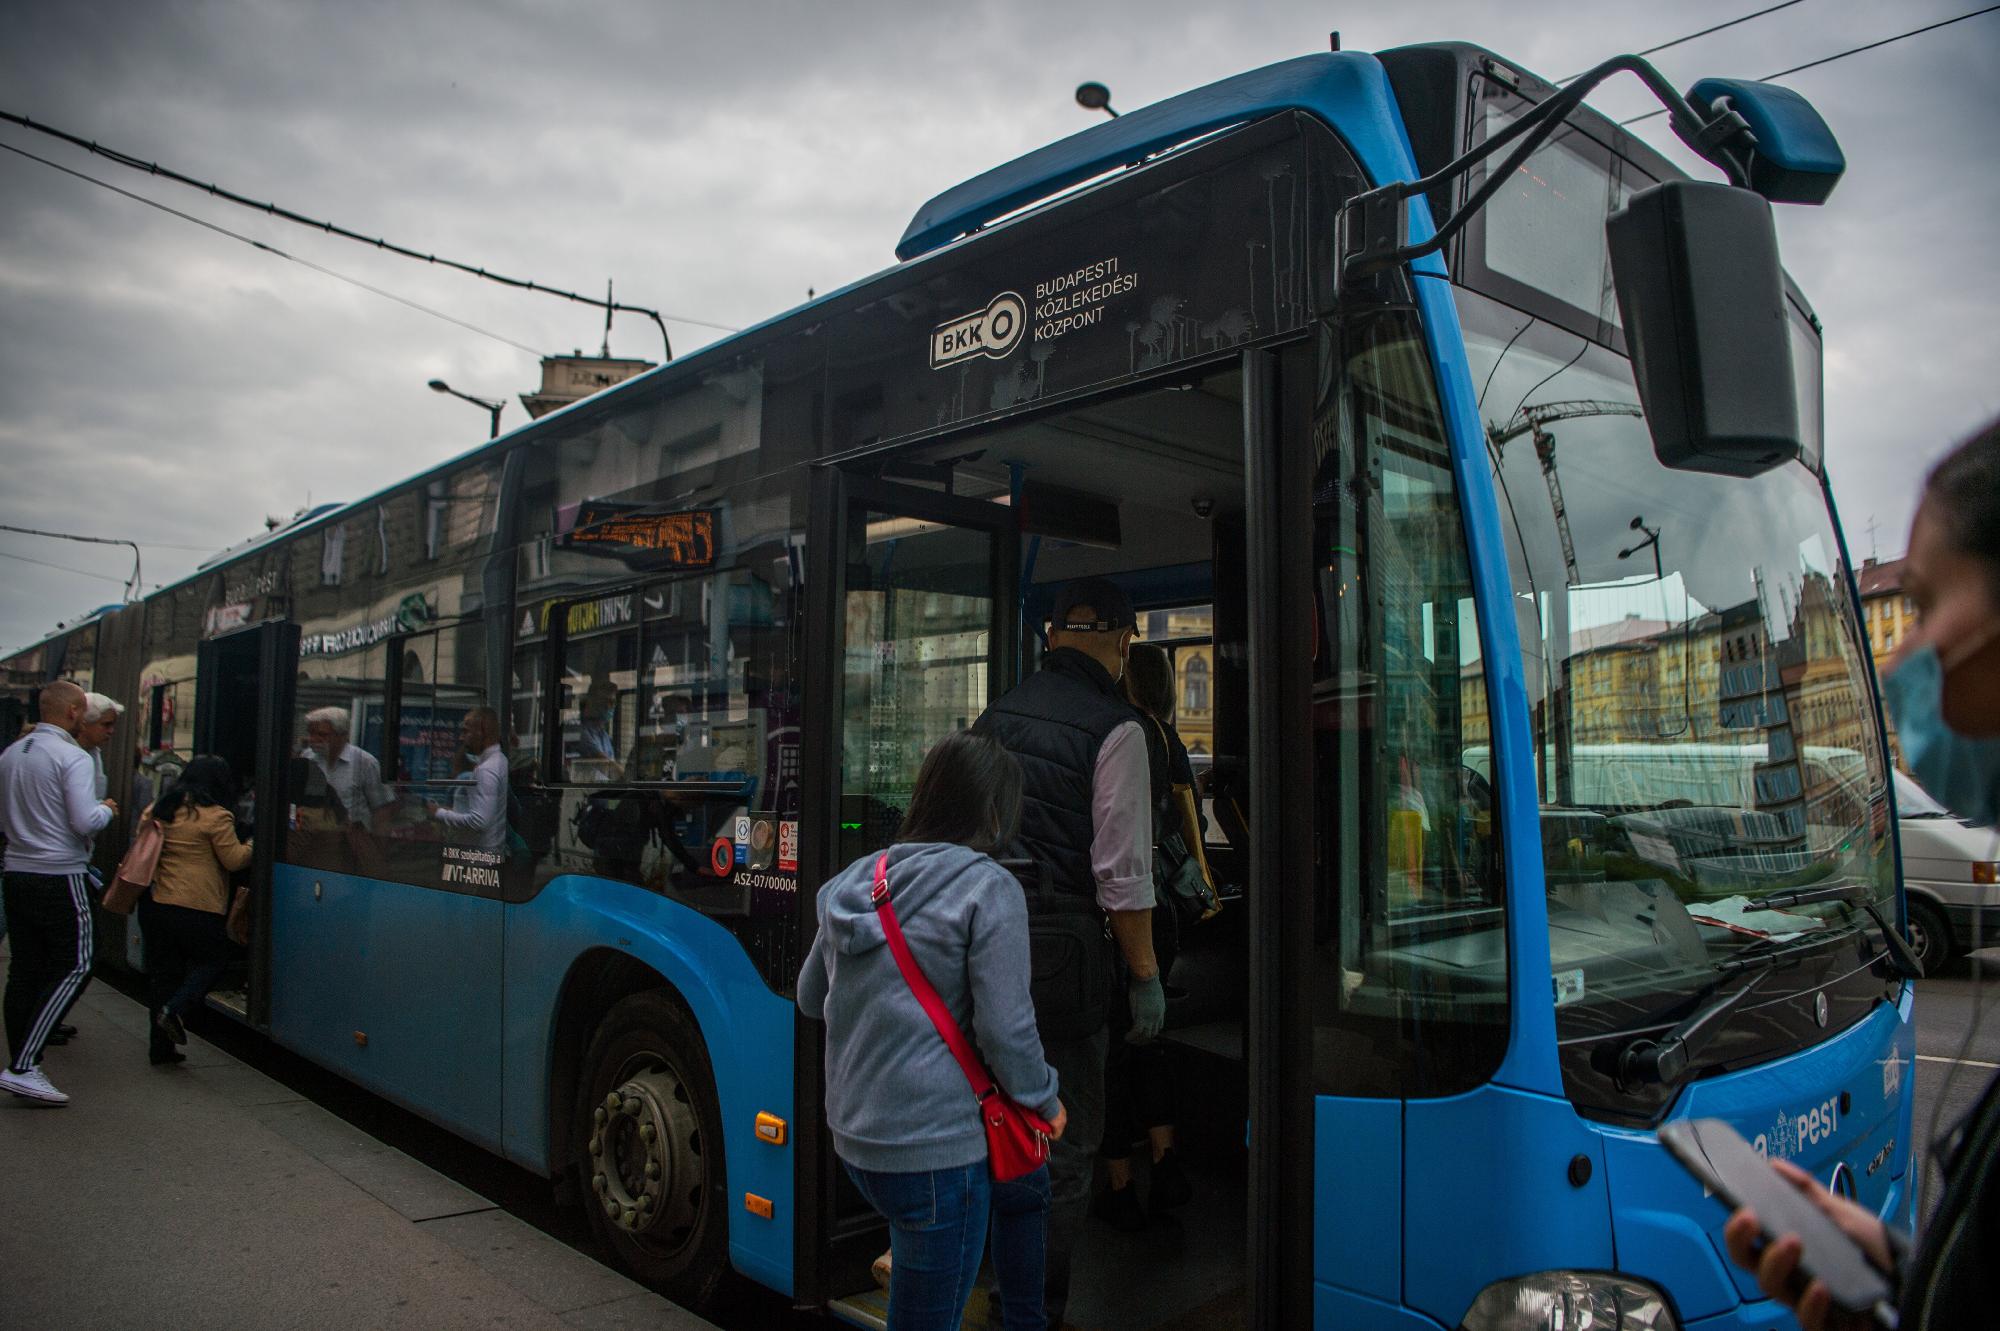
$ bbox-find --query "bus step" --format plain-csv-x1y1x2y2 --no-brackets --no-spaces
829,1285,999,1330
205,989,251,1022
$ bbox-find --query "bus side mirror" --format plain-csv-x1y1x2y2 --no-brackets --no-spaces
1687,78,1845,206
1606,181,1801,478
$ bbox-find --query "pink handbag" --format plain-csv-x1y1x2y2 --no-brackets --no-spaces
103,816,163,914
871,852,1054,1182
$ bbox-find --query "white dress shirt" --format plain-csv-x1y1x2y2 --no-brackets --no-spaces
1089,720,1156,912
435,745,509,851
311,743,392,823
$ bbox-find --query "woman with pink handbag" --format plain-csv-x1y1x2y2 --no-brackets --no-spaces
797,731,1066,1331
136,756,251,1066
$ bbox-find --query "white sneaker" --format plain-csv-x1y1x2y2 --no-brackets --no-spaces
0,1066,69,1105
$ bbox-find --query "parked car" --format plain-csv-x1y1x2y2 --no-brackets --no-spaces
1896,769,2000,973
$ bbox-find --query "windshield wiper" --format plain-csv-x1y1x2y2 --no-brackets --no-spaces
1615,965,1778,1086
1744,883,1923,979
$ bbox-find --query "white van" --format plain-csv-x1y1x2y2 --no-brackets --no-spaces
1896,769,2000,972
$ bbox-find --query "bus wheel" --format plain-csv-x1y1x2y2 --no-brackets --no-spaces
1905,899,1955,977
576,990,730,1307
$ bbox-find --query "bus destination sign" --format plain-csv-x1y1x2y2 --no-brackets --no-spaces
562,504,719,568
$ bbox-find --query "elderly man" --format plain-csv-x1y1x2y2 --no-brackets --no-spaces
78,693,123,799
0,681,117,1104
302,706,392,827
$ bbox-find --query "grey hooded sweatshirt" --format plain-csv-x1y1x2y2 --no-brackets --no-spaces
797,841,1059,1174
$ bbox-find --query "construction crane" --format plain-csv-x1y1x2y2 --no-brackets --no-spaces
1486,400,1644,583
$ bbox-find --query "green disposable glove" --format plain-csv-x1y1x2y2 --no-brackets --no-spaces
1127,972,1166,1043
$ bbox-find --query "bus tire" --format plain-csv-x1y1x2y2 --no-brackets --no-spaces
1905,898,1955,977
574,989,731,1308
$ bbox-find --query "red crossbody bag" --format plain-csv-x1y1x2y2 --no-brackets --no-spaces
870,852,1054,1182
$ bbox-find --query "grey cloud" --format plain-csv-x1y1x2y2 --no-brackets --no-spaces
1,0,1994,650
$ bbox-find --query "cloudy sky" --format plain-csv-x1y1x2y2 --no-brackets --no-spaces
2,0,1994,655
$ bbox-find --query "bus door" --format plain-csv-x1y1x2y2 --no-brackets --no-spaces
194,618,299,1028
796,465,1021,1307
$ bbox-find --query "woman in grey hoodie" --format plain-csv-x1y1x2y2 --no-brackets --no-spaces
797,731,1065,1331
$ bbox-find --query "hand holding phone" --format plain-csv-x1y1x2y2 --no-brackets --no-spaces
1660,1119,1896,1329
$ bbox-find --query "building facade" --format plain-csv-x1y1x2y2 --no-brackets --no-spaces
1855,556,1910,763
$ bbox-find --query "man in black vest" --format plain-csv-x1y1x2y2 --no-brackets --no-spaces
975,576,1162,1329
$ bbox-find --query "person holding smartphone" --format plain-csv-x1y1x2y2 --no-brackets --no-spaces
1724,419,2000,1330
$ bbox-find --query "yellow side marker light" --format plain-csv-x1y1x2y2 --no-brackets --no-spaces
745,1193,775,1220
755,1112,788,1145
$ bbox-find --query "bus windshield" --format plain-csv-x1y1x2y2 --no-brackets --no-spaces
1453,279,1894,1109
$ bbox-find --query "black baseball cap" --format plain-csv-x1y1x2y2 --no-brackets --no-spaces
1048,577,1136,632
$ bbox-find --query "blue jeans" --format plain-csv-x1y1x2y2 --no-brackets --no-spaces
845,1159,1051,1331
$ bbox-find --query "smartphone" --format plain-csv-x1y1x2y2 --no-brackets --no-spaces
1659,1118,1896,1323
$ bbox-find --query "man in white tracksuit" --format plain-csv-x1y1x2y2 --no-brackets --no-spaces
0,681,116,1105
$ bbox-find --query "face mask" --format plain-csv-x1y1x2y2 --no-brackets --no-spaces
1882,643,2000,828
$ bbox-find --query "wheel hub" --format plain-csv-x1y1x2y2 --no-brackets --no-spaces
588,1067,702,1241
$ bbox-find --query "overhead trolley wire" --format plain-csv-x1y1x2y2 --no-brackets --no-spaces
0,108,743,357
1621,5,2000,123
0,548,132,588
0,140,549,359
1560,1,1810,82
0,522,144,597
0,522,213,554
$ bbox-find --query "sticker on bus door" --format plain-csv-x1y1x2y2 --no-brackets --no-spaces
748,815,776,871
1553,969,1586,1006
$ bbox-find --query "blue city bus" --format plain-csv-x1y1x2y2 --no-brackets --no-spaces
4,40,1917,1331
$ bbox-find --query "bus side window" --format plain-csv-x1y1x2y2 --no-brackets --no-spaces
389,618,486,792
1311,309,1509,1100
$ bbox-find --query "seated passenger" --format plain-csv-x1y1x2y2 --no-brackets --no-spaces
567,679,624,783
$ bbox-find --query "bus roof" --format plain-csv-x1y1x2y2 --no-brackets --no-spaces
81,48,1434,625
898,52,1400,261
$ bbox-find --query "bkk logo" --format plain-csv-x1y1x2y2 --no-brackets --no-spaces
930,291,1027,368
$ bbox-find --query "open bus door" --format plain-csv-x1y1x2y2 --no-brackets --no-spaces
793,348,1314,1327
796,465,1021,1312
193,619,299,1029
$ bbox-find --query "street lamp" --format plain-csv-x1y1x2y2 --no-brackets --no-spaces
428,378,504,439
1619,514,1664,581
1075,82,1119,118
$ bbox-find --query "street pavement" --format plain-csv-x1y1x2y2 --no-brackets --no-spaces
5,941,1989,1330
0,945,716,1331
1910,945,2000,1214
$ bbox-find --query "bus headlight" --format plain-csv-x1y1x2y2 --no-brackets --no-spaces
1460,1271,1677,1330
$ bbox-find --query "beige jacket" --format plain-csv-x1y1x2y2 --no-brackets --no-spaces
143,803,252,914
